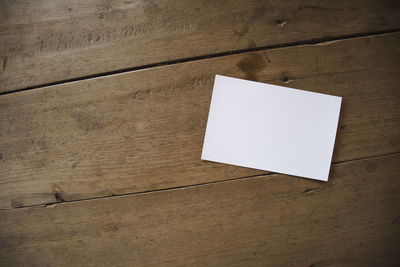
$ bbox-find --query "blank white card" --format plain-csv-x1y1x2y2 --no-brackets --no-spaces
201,75,342,181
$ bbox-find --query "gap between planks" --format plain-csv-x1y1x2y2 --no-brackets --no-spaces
4,151,399,211
0,28,399,97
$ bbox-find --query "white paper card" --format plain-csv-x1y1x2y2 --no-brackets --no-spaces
201,75,342,181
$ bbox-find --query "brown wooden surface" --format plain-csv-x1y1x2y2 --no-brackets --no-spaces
1,0,400,92
1,1,400,266
1,33,399,209
1,154,399,266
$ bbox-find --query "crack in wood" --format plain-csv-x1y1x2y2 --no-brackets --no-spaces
1,29,398,97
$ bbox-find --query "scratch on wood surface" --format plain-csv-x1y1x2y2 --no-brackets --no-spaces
314,40,341,46
264,54,272,63
129,88,156,101
274,19,287,27
132,90,146,100
303,188,319,194
3,56,7,70
280,76,293,83
71,161,79,169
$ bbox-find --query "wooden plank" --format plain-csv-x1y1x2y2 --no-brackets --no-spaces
1,0,399,92
0,154,399,266
0,33,399,209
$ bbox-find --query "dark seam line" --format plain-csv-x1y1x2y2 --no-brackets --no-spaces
0,28,399,97
4,150,399,210
333,151,400,165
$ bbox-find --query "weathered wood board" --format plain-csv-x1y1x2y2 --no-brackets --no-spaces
0,33,399,209
0,154,399,266
1,0,399,92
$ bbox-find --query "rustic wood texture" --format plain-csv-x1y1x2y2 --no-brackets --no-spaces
0,33,399,209
0,154,399,266
0,34,400,208
1,0,400,92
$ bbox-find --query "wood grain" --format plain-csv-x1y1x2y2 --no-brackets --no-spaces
0,154,399,266
0,33,399,209
1,0,400,92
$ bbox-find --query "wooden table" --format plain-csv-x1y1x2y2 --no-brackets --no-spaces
1,1,399,266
